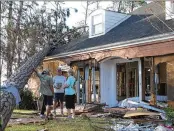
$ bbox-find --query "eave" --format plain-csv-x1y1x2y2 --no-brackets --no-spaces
44,32,174,63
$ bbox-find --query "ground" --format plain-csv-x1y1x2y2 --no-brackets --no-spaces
5,107,174,131
6,110,112,131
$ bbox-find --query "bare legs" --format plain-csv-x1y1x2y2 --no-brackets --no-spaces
72,109,75,118
67,109,71,118
53,101,57,115
60,102,64,115
45,105,52,120
53,101,64,116
67,108,75,118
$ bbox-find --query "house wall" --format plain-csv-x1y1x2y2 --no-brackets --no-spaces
165,1,174,20
27,75,40,97
43,60,65,76
167,61,174,100
88,9,105,38
88,9,130,38
105,11,130,33
100,58,142,107
154,54,174,101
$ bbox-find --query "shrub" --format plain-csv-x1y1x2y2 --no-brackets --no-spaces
18,88,37,110
164,107,174,121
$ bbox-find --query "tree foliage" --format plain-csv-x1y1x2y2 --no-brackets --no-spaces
0,1,81,79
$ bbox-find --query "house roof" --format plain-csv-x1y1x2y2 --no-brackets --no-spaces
47,2,174,57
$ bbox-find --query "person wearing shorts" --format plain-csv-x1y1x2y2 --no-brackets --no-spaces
34,69,54,120
53,67,66,116
63,69,76,119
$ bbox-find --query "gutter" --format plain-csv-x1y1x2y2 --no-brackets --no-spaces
45,32,174,60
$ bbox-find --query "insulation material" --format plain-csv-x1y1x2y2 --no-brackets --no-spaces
118,97,165,113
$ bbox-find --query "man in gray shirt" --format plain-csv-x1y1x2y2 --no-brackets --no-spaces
34,69,54,120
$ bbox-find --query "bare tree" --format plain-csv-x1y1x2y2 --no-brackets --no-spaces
81,1,99,32
6,1,14,78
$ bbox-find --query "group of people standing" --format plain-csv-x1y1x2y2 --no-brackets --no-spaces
34,67,76,120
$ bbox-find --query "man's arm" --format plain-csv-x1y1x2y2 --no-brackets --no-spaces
63,77,70,89
50,85,54,94
49,77,54,94
33,68,42,78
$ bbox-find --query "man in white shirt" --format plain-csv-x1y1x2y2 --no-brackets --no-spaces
53,67,66,116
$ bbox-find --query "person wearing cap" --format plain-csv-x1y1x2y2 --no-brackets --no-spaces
63,69,76,119
53,67,66,116
33,68,54,120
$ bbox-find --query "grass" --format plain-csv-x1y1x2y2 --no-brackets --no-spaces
6,110,112,131
6,117,111,131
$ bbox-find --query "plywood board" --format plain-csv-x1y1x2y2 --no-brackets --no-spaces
124,110,160,118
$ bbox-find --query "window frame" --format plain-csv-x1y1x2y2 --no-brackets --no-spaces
171,1,174,13
92,14,103,35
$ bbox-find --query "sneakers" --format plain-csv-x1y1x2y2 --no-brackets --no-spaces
67,115,75,119
72,115,75,119
40,114,45,119
61,112,64,117
67,116,72,119
49,113,53,119
53,111,56,117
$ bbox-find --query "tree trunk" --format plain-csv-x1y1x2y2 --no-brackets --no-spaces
0,43,51,130
6,1,13,78
131,1,135,12
16,1,24,68
84,1,89,32
118,1,122,13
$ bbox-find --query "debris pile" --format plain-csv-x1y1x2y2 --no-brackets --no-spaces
110,119,174,131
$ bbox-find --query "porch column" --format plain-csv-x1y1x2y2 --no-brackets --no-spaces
126,63,129,98
150,57,156,106
82,67,85,104
141,58,145,101
100,61,117,107
138,59,143,102
82,80,85,104
76,68,80,104
85,65,89,103
92,67,96,102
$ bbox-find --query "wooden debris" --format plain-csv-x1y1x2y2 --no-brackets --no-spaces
75,111,88,115
83,103,105,112
124,110,160,118
104,107,131,115
133,119,165,124
37,129,48,131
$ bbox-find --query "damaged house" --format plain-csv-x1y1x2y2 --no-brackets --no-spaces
43,1,174,108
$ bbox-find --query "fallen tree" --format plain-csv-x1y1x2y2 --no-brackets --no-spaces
0,42,52,130
0,25,87,130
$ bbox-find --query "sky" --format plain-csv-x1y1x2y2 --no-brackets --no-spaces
45,1,113,28
64,1,113,27
46,1,152,28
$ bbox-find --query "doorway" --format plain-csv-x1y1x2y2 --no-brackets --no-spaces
117,61,139,101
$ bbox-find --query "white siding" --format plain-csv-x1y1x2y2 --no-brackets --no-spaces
88,9,105,38
100,58,142,107
88,9,130,38
100,60,117,107
165,1,174,20
105,11,130,33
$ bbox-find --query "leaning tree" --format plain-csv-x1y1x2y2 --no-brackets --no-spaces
0,22,87,131
0,28,55,130
0,1,86,130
